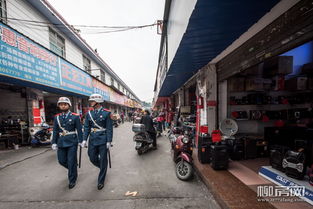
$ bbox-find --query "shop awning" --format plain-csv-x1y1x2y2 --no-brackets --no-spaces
0,75,88,98
158,0,279,97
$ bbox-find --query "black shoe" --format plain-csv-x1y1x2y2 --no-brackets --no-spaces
152,146,157,150
69,183,76,189
97,184,104,190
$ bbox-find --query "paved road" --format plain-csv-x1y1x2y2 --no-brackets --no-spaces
0,122,220,209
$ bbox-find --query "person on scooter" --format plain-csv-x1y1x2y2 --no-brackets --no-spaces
82,93,113,190
140,109,157,150
51,97,83,189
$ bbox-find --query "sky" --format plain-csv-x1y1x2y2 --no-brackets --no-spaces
49,0,165,102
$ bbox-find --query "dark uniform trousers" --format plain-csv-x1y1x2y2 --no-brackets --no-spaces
88,144,108,184
83,108,113,185
57,145,78,184
52,112,83,185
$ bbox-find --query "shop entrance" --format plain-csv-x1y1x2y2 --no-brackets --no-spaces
43,93,76,125
223,40,313,205
0,83,29,148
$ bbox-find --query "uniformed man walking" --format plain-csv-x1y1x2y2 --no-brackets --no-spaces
51,97,83,189
81,93,113,190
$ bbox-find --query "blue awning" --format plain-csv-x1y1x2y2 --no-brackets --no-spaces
0,75,88,98
159,0,279,96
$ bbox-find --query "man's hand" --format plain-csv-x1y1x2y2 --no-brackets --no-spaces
107,142,112,149
51,144,58,151
80,140,87,148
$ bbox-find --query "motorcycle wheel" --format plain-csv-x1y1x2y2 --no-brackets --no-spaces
176,160,193,181
137,150,143,155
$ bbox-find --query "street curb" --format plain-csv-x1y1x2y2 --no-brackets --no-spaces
193,161,230,209
0,148,50,170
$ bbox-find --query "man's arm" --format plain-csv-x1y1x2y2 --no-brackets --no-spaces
75,116,83,143
52,116,59,145
83,113,91,141
106,112,113,142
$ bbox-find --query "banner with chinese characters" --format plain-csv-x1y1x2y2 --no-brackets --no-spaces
0,23,60,88
92,78,110,101
109,87,126,105
60,59,93,95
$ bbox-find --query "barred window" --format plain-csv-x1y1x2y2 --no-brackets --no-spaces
0,0,7,23
82,55,91,73
100,71,106,83
49,28,65,58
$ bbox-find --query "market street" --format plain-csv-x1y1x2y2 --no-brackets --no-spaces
0,122,220,209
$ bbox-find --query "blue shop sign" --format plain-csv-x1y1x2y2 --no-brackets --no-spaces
60,59,93,96
0,23,60,88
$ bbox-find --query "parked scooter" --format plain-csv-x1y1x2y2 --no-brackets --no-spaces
153,117,162,137
168,125,183,144
132,124,153,155
171,128,194,181
29,122,52,147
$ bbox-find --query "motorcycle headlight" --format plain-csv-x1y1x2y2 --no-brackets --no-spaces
182,137,190,144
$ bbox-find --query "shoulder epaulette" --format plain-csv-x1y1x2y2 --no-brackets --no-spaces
103,108,111,112
55,113,61,117
72,112,80,116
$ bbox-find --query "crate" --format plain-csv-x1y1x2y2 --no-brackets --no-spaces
132,124,145,132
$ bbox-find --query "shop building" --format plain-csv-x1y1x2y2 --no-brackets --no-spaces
154,0,313,207
0,0,141,148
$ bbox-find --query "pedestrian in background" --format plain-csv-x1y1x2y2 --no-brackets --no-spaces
140,109,157,149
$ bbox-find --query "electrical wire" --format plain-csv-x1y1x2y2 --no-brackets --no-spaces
2,17,158,34
1,1,161,35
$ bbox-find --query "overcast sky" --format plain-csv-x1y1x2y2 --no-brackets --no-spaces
49,0,165,102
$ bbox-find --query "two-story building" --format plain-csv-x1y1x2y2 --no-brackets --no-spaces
0,0,141,139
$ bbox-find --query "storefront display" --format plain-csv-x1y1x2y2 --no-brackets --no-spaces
221,40,313,205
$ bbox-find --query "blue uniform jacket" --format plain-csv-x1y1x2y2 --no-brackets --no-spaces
52,112,83,148
83,108,113,146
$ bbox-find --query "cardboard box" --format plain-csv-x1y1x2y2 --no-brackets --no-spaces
246,78,263,91
228,77,245,92
263,56,293,77
285,76,308,91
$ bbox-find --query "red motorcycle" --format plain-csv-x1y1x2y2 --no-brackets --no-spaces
171,128,194,181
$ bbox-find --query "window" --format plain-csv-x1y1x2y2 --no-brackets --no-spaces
49,28,65,58
111,78,114,86
0,0,7,23
100,71,106,82
82,55,91,73
117,83,120,90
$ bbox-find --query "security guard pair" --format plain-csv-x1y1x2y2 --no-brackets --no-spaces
51,97,83,189
82,93,113,190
